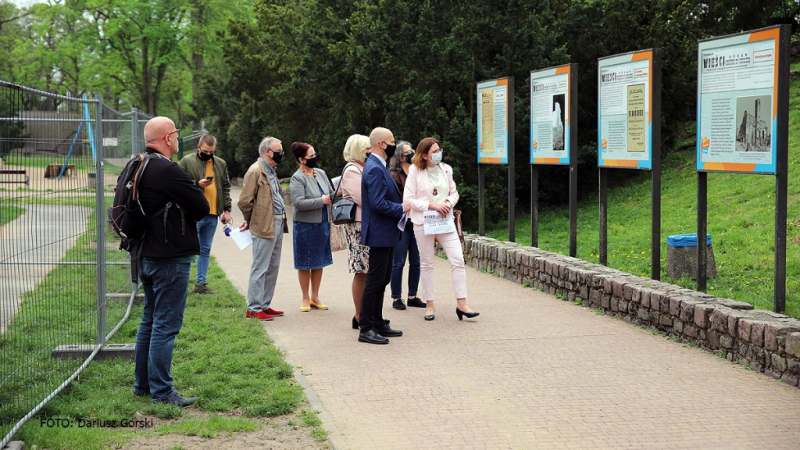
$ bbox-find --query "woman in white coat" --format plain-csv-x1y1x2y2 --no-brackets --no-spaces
402,137,479,322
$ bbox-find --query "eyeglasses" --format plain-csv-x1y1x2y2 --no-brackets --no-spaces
162,129,180,143
270,147,283,154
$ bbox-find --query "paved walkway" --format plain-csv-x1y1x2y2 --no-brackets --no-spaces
212,188,800,449
0,204,92,333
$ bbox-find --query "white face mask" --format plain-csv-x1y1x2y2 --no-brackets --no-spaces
431,151,442,165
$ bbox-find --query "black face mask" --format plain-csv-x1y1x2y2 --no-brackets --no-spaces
271,150,284,164
198,151,213,161
304,157,318,169
403,154,413,164
385,143,396,156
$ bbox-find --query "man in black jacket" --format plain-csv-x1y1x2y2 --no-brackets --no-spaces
133,116,210,407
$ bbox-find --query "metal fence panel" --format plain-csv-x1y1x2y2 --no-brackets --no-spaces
0,81,152,447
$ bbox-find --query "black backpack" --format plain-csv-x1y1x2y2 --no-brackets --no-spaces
109,153,152,252
109,153,161,282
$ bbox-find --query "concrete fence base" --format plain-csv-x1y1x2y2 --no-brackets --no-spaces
438,234,800,387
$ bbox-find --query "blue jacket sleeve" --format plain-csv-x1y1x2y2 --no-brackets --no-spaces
365,166,404,219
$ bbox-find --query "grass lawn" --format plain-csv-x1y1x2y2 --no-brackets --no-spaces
2,237,324,449
104,161,124,177
0,205,25,225
486,63,800,319
3,154,94,169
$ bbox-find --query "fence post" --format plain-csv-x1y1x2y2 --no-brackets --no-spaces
95,95,107,345
131,107,139,157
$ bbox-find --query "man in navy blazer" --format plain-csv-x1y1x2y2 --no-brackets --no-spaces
359,127,411,344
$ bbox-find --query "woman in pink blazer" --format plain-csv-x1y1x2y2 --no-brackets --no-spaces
340,134,371,329
403,137,479,322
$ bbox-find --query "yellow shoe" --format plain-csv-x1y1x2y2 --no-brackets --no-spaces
309,300,328,310
300,305,311,312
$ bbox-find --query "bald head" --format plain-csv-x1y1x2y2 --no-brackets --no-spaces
369,127,392,147
144,116,179,157
368,127,394,160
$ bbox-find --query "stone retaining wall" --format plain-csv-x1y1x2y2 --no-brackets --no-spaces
442,234,800,387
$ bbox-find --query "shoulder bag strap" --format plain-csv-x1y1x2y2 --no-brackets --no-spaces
332,163,358,202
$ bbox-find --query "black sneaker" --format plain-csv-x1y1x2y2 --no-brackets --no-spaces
392,299,406,310
133,389,149,397
194,282,216,295
407,297,426,308
153,391,197,407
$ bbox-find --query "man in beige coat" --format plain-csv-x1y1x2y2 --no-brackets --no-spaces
238,137,287,321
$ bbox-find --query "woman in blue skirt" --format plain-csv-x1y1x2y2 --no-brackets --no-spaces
289,142,334,312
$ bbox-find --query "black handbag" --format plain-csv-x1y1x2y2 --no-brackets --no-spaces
331,164,358,225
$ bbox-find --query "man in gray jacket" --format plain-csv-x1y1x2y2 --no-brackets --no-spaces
178,134,232,294
238,137,287,321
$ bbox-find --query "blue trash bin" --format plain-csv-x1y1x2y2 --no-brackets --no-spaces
666,233,716,279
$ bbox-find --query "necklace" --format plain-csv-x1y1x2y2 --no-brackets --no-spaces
428,165,443,197
302,168,316,177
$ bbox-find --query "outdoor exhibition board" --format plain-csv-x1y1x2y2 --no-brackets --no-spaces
529,64,578,256
695,25,789,313
476,77,515,241
530,65,572,165
476,78,510,164
697,26,782,174
596,49,662,280
597,50,655,170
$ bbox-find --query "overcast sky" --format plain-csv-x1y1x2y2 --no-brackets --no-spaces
7,0,44,7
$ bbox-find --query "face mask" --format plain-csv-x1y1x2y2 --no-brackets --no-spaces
271,150,284,164
385,143,396,155
403,154,413,164
304,157,318,169
431,151,443,165
198,151,213,161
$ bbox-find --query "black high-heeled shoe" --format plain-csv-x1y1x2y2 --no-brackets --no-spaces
456,308,480,320
424,314,435,321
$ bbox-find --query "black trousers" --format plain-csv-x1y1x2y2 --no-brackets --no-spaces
359,245,394,332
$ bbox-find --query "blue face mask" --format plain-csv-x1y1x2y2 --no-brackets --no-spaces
431,151,442,165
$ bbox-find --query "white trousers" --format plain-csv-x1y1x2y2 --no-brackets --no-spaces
413,224,467,301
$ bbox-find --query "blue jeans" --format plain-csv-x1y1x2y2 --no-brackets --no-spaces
134,259,191,400
195,215,218,284
391,221,420,299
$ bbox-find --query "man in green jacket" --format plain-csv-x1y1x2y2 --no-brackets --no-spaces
178,134,232,294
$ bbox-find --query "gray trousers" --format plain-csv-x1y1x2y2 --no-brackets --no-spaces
247,218,284,313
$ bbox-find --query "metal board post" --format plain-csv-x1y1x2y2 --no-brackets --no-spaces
774,25,790,312
94,95,106,345
531,166,538,247
507,77,516,242
651,49,662,280
697,172,707,292
599,168,607,266
479,164,485,236
568,64,578,257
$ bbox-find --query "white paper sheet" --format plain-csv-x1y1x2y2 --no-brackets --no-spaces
229,227,253,250
423,210,455,235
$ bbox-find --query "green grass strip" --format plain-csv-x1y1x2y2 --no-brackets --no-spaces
0,205,25,225
6,248,302,449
